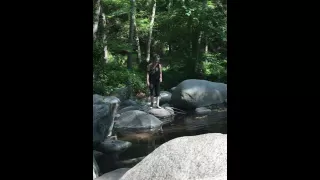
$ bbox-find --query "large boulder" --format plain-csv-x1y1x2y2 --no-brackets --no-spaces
171,79,227,110
118,106,141,115
103,96,121,105
93,155,100,179
114,110,163,134
93,95,119,143
159,91,172,105
120,99,138,108
93,94,104,104
110,87,130,101
93,150,104,160
161,103,170,108
195,107,212,115
95,139,132,154
95,168,130,180
93,94,121,105
120,133,227,180
148,107,174,118
95,153,119,175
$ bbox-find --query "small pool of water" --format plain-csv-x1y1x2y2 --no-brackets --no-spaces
118,108,227,160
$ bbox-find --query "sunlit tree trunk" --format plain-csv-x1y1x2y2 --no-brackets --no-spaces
203,0,208,53
168,0,173,10
96,2,108,64
146,0,156,62
167,0,173,56
93,0,101,41
127,0,135,70
132,0,141,63
101,10,108,63
205,37,208,53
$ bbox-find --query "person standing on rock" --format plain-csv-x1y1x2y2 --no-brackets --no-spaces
147,54,162,108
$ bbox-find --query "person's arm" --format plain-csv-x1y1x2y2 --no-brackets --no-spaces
159,64,162,82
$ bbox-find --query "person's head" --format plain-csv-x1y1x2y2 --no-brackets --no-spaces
152,54,160,64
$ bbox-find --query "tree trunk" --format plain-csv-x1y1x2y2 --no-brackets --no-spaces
96,2,108,64
168,0,173,11
146,0,157,63
167,0,172,56
204,36,208,53
93,0,101,41
135,27,142,63
195,31,203,72
104,45,108,63
126,0,136,98
100,9,108,63
127,0,135,70
132,0,141,63
194,0,208,72
187,0,192,59
188,18,192,59
203,0,208,53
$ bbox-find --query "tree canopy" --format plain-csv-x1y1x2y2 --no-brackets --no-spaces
93,0,227,96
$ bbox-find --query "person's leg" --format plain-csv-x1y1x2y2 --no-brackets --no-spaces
155,81,161,108
150,96,154,107
149,83,154,107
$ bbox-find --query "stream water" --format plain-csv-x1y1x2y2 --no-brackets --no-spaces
117,108,227,161
96,108,227,174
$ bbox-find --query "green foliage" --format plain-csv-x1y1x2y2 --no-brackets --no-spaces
161,65,189,90
93,61,147,96
93,0,227,97
200,53,227,83
93,40,105,72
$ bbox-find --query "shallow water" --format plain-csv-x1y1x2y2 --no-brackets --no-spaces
117,108,227,160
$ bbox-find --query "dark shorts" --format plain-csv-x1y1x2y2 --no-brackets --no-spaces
149,81,160,97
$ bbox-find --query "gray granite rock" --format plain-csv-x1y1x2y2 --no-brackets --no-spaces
161,103,170,108
159,91,172,105
93,155,100,179
93,150,104,160
95,139,132,154
121,99,138,107
170,87,176,92
120,133,227,180
93,94,121,105
195,107,212,115
93,94,104,104
171,79,227,110
148,107,174,118
110,87,130,101
95,168,130,180
118,106,141,114
114,110,163,134
93,100,119,143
